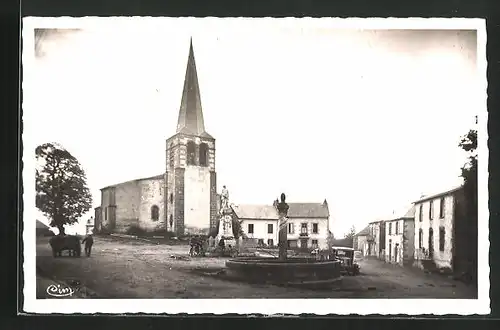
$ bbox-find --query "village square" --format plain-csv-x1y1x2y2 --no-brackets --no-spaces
33,34,479,300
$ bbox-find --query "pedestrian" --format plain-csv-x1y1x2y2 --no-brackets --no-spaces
82,232,94,257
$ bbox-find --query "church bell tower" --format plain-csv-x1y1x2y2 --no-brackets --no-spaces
165,38,218,236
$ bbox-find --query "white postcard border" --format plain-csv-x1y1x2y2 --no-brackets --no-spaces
22,16,489,315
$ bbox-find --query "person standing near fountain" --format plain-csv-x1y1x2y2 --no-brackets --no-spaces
276,193,290,261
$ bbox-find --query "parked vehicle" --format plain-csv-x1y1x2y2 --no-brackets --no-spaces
354,250,363,261
331,246,360,276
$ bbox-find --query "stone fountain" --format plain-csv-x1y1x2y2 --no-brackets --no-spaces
224,193,342,288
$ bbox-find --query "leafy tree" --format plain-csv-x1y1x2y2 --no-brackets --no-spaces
344,225,356,239
36,143,92,235
232,217,246,239
458,128,478,282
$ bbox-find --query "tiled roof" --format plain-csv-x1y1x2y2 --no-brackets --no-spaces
355,225,370,236
401,205,416,218
385,206,416,222
413,185,464,203
232,205,279,220
36,220,49,229
288,203,329,218
232,202,329,220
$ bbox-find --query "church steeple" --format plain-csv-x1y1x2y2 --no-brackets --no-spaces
176,38,212,139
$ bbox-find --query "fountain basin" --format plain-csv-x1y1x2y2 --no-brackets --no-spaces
225,257,342,287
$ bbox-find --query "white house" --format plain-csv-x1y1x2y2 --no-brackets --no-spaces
353,225,370,256
366,220,386,259
384,206,415,266
413,186,465,272
232,200,330,250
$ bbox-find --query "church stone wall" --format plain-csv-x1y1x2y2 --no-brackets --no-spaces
174,168,185,235
183,166,211,235
166,171,176,233
114,181,141,233
138,178,166,232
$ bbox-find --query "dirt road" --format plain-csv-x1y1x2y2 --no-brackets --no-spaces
36,236,476,299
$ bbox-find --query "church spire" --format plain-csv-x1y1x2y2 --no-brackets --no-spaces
176,38,212,138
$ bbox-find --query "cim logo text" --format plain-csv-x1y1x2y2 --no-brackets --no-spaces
46,284,75,298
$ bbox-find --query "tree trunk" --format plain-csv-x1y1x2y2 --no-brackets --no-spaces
57,224,65,236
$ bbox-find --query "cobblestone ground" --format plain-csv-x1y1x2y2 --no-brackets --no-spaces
36,236,477,299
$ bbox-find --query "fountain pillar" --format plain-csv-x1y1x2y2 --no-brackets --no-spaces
276,193,289,261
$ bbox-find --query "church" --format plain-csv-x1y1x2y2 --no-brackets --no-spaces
94,39,332,245
94,39,218,237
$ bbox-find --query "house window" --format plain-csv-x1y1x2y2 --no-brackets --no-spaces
267,239,274,246
419,204,423,222
388,223,392,235
288,223,294,234
312,223,318,234
169,193,173,204
105,207,108,221
268,224,273,234
395,221,399,235
429,200,434,220
439,226,445,251
186,141,196,165
258,239,264,246
312,239,318,248
248,223,254,234
169,214,173,228
419,229,423,249
151,205,159,221
439,197,445,219
300,223,308,235
199,143,208,167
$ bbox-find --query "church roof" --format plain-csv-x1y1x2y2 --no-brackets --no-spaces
176,38,213,139
232,202,329,220
101,174,164,190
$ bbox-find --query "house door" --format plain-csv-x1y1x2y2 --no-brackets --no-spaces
388,242,392,261
300,238,308,250
428,228,434,259
394,243,399,263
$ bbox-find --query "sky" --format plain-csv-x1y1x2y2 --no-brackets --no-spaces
26,19,480,237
